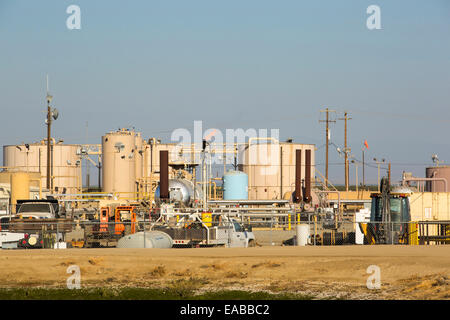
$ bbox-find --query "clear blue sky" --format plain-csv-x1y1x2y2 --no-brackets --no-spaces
1,0,450,185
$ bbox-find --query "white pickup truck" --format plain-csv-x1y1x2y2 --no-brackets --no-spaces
16,201,57,219
0,200,59,248
227,219,256,247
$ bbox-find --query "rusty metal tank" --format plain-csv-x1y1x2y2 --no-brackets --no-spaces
102,129,137,198
425,166,450,192
3,141,81,194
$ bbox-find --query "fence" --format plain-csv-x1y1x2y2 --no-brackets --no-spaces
1,217,450,249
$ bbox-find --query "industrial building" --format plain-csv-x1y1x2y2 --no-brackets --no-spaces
3,125,450,248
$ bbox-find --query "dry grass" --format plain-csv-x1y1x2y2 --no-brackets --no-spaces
1,246,450,299
225,271,248,279
58,260,76,267
148,266,166,278
88,257,104,265
251,261,283,268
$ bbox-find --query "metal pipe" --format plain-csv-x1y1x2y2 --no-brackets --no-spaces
160,150,169,200
47,106,51,190
210,181,217,200
47,193,114,197
305,149,312,202
315,190,341,215
208,199,290,205
280,145,283,198
295,149,302,203
211,207,292,211
402,177,448,192
240,213,290,217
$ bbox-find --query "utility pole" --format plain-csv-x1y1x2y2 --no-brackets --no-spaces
362,149,365,190
374,158,385,192
388,162,391,188
339,112,352,192
319,108,336,187
86,121,90,191
351,160,359,192
46,76,53,191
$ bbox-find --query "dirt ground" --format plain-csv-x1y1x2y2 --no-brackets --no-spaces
0,245,449,299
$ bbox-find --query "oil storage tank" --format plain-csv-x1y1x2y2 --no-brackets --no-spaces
3,141,81,194
223,170,248,200
238,141,315,200
425,166,450,192
102,129,137,198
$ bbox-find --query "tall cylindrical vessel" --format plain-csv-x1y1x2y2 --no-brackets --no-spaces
102,129,137,198
223,170,248,200
10,172,30,213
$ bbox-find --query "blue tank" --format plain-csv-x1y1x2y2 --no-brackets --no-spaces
223,170,248,200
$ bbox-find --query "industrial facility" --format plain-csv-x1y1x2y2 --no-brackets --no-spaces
1,120,450,248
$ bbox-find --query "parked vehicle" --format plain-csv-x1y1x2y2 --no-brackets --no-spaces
15,200,58,219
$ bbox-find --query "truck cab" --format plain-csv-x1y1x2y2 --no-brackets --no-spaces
229,219,255,247
16,202,56,219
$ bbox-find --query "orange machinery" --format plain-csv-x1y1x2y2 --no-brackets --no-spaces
99,207,109,233
114,206,136,235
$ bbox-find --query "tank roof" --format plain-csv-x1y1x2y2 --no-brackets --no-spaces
426,166,450,169
3,141,81,147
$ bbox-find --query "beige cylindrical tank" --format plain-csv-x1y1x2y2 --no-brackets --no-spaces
425,166,450,192
102,129,137,197
3,141,81,194
10,172,30,213
238,142,315,200
144,141,178,177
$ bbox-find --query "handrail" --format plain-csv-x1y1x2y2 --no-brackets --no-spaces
314,168,338,192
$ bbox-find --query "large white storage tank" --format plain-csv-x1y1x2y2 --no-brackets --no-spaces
3,141,81,194
102,129,138,197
